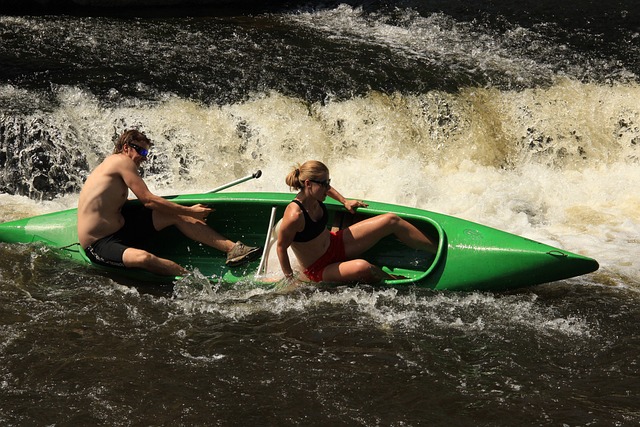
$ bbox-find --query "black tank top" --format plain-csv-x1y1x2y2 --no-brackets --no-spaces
291,199,328,242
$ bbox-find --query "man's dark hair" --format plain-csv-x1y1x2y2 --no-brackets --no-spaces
113,129,152,154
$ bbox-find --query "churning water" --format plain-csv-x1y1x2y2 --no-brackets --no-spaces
1,1,638,425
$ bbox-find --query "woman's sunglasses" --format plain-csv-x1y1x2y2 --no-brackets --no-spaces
127,142,149,157
309,178,331,188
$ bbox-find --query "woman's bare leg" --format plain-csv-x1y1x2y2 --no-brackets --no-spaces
320,259,376,283
342,213,436,258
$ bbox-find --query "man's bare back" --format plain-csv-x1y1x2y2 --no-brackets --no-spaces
77,154,132,248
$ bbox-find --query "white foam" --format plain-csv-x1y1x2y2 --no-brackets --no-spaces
2,79,638,286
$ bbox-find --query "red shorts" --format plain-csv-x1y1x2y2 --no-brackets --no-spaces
303,230,347,282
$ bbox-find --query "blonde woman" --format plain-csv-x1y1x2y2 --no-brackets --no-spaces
276,160,436,284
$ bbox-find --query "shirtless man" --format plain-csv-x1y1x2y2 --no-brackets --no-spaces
77,129,261,276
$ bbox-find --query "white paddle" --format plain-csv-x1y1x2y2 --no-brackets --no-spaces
207,170,262,193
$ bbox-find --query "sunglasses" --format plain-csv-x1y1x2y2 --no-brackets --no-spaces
309,178,331,188
127,142,149,157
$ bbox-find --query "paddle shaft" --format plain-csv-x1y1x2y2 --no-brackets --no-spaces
208,170,262,193
162,170,262,200
256,206,278,276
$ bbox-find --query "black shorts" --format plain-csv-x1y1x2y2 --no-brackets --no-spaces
83,204,157,268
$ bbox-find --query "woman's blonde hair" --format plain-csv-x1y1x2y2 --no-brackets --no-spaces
285,160,329,190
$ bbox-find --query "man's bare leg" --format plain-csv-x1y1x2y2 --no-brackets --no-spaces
150,210,261,268
122,247,187,276
153,211,235,252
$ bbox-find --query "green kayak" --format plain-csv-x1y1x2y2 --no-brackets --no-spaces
0,192,598,291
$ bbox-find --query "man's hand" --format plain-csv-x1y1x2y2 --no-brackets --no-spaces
189,204,214,222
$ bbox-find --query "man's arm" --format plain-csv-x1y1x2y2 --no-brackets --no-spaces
119,156,211,220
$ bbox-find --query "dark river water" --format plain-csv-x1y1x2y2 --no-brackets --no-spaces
1,1,639,425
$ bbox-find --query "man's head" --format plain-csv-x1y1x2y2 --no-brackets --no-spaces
114,129,153,166
114,129,153,155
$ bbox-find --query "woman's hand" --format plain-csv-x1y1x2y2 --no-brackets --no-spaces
343,199,368,213
275,273,303,293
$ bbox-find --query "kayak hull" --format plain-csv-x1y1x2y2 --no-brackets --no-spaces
0,192,599,291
